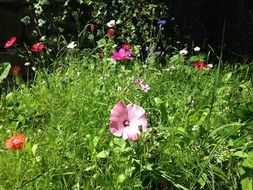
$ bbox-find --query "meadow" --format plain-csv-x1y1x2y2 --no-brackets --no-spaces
0,42,253,189
0,2,253,188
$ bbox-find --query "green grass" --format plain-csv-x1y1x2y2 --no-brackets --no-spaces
0,54,253,189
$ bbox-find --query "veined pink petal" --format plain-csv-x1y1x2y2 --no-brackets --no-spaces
122,125,141,141
109,101,129,137
130,118,148,132
127,104,148,133
127,104,146,121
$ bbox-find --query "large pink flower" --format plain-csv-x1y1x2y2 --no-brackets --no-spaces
111,48,133,61
109,101,148,141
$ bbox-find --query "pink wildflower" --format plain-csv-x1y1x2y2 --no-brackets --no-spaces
109,101,148,141
112,48,133,61
135,79,150,93
135,79,143,85
140,84,151,93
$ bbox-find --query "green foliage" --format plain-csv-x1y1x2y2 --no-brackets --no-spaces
22,0,168,48
0,52,252,189
0,62,11,84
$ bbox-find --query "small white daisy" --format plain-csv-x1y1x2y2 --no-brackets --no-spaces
106,20,116,27
192,125,198,131
67,41,77,49
24,62,30,66
179,49,188,56
194,46,200,52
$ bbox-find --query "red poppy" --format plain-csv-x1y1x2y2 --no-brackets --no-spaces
193,61,209,70
89,24,95,32
6,134,26,150
106,28,115,37
31,42,45,53
11,65,21,75
4,36,16,48
121,43,132,51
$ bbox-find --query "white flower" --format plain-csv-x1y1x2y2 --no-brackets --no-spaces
179,49,188,56
67,41,77,49
24,62,30,66
117,86,122,92
194,46,200,52
207,64,213,68
192,125,198,131
32,66,36,71
106,20,116,27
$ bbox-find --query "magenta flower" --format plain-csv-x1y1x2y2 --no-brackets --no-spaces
109,101,148,141
111,48,133,61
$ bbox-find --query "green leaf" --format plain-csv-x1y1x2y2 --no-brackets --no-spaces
242,155,253,169
236,102,253,122
0,62,11,84
233,151,248,158
18,114,26,125
222,72,232,83
198,173,208,189
210,164,226,181
96,150,109,158
154,97,168,124
188,53,206,63
117,174,126,184
93,173,105,186
169,54,184,64
240,167,253,190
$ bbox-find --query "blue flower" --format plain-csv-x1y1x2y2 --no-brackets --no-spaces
157,19,166,27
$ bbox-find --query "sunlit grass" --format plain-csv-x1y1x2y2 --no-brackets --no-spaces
0,55,253,189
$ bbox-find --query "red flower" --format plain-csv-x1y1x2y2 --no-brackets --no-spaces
11,65,22,75
193,61,209,70
106,28,115,37
121,43,132,51
89,24,95,32
31,42,45,53
4,36,16,48
6,134,26,150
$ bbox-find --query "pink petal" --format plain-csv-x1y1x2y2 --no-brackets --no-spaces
127,104,146,122
122,125,141,141
118,48,126,54
130,118,148,132
127,104,148,133
109,101,128,137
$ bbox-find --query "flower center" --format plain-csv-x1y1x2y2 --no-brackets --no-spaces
123,120,130,127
